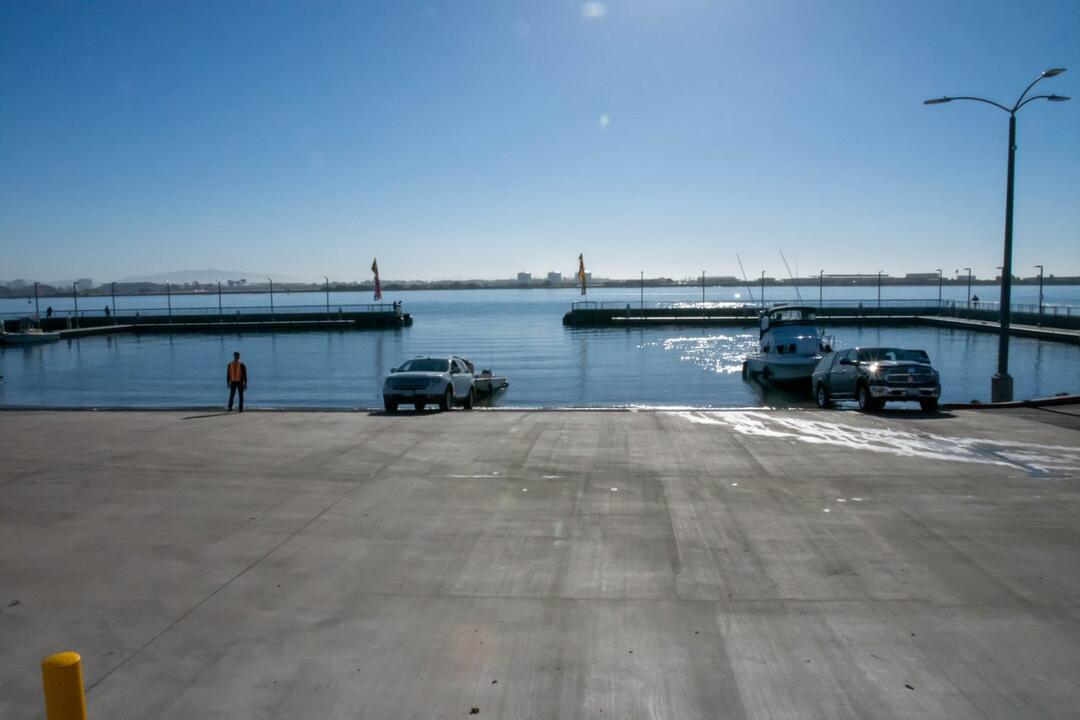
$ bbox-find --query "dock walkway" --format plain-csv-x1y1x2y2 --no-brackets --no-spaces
917,315,1080,343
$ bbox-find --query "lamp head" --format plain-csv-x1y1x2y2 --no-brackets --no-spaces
1047,94,1070,102
923,97,952,105
1042,68,1066,78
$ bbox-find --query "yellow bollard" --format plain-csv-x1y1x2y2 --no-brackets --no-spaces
41,652,87,720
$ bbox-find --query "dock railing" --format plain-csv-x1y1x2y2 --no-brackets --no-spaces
1,302,399,322
569,298,1076,316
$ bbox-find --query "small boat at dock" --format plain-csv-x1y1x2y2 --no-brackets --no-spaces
0,327,61,346
742,305,827,384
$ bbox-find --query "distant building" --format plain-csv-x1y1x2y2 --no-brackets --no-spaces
547,272,562,282
904,273,939,281
517,272,532,283
75,278,93,290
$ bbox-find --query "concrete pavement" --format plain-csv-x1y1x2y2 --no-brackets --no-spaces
2,407,1079,718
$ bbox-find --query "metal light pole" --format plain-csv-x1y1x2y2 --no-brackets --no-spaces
72,281,79,327
936,268,943,309
876,271,883,309
324,276,330,317
111,282,116,321
926,67,1070,402
701,271,706,305
818,270,824,309
267,276,274,319
964,267,972,309
760,271,765,308
1035,264,1044,325
166,281,172,321
639,271,643,310
34,281,40,324
217,279,223,319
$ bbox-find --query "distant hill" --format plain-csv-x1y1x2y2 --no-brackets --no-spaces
119,269,303,284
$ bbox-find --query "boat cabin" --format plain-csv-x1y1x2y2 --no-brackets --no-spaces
759,305,817,337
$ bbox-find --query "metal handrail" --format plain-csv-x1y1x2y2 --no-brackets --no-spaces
0,303,398,321
568,298,1076,315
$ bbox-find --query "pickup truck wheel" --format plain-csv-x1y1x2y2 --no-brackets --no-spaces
463,386,475,410
384,398,397,414
857,384,878,413
438,386,453,412
815,383,832,409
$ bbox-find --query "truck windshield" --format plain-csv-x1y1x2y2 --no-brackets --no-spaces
856,348,925,362
399,359,449,372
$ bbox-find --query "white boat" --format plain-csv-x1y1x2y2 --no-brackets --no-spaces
743,305,826,383
0,328,60,346
473,369,509,396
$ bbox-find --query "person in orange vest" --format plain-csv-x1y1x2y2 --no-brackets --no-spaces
226,351,248,412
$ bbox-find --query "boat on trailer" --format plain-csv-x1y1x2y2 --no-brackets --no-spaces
742,305,827,384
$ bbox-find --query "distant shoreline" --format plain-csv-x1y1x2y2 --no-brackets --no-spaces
3,276,1077,299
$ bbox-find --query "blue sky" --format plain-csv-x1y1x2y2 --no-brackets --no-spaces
1,0,1077,283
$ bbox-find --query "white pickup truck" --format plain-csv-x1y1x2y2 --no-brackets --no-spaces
382,356,476,413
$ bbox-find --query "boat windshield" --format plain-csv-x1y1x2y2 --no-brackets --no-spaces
770,308,815,322
856,348,926,363
399,358,449,372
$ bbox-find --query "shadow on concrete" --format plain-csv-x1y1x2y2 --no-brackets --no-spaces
182,412,234,420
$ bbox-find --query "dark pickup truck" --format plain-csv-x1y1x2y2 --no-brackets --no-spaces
812,347,941,412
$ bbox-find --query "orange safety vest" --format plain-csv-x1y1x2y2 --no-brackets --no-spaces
228,361,244,383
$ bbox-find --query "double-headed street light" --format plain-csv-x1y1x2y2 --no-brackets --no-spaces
925,67,1069,402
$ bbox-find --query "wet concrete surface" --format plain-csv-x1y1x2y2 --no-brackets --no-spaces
1,407,1079,718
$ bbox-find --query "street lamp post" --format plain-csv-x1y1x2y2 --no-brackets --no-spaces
639,271,644,310
217,280,223,320
324,276,330,317
1035,265,1044,325
111,282,117,322
72,281,79,328
936,269,943,311
166,281,172,321
267,277,274,320
760,271,765,308
963,267,973,315
818,270,824,310
701,271,706,306
876,271,883,310
33,281,40,325
925,67,1070,402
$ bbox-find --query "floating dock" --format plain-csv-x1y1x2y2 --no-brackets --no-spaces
564,302,1080,344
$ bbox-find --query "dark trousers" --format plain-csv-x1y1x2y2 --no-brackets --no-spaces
228,382,245,412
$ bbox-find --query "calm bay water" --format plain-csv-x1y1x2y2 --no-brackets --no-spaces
1,286,1078,408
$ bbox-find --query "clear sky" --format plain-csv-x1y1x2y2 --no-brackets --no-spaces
1,0,1077,284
